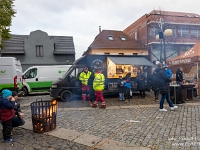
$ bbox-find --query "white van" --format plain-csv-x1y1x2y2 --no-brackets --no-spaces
0,57,23,93
22,65,71,96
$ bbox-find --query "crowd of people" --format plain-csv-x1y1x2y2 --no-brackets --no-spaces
77,64,186,111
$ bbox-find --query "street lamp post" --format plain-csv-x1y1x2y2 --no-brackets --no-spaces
156,18,172,65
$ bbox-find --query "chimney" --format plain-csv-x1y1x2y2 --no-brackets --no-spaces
99,26,101,33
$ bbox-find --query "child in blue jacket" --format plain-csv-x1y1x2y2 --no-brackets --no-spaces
124,78,132,102
163,65,172,78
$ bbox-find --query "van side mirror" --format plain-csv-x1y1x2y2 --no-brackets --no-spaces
23,75,27,79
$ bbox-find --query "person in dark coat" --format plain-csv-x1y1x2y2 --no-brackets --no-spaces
0,89,15,142
176,66,184,84
117,76,125,101
150,70,159,101
88,71,95,106
175,66,185,103
136,68,146,98
12,91,25,129
155,63,178,111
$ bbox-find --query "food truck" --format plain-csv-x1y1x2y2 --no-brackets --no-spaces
50,55,155,101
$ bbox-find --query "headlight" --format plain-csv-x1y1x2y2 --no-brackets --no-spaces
51,85,57,88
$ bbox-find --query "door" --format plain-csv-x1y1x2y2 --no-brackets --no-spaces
24,68,39,92
67,67,84,96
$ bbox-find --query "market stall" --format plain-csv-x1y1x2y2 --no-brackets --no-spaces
167,41,200,96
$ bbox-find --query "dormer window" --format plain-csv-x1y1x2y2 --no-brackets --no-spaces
186,14,191,17
108,35,113,40
120,36,126,41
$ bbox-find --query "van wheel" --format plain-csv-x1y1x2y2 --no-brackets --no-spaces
21,87,28,96
60,90,72,102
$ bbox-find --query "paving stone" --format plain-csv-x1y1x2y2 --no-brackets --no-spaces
1,92,200,149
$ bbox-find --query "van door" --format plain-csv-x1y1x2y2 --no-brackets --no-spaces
67,67,83,95
15,59,23,91
24,68,39,92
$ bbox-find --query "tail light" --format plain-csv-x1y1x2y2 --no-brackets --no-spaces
22,75,24,85
14,75,18,88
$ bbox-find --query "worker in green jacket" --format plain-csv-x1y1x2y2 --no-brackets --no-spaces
79,67,92,105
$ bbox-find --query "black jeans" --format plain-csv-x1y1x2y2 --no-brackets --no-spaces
139,90,145,98
2,119,13,140
154,90,159,99
125,88,131,99
12,116,25,127
176,81,185,102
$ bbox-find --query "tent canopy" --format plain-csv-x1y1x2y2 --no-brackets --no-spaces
167,42,200,66
167,42,200,74
108,56,155,66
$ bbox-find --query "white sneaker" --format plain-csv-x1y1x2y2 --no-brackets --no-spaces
159,108,167,112
170,106,178,110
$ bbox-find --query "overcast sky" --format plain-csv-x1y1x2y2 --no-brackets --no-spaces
10,0,200,59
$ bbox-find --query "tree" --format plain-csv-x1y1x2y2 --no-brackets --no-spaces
0,0,16,49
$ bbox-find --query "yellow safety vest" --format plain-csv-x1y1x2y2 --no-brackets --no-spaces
79,71,91,85
93,73,105,91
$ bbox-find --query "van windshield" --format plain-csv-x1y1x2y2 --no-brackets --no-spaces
61,65,74,79
61,66,84,79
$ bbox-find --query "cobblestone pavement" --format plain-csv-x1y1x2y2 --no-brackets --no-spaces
1,91,200,150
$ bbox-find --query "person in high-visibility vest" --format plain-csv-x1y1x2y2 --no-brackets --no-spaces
79,67,92,104
93,69,106,108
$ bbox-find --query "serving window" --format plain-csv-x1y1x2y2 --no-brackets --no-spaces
107,58,138,78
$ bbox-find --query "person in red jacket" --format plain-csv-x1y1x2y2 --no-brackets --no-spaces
0,89,15,142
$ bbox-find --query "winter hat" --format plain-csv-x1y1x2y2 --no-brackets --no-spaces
12,91,18,97
163,65,168,69
97,70,102,73
2,89,12,98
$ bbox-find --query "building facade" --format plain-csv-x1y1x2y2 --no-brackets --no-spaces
83,29,148,56
0,30,75,71
123,10,200,63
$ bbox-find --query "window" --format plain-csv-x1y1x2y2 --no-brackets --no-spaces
149,26,159,37
198,29,200,37
171,28,176,36
36,45,43,57
178,27,189,37
119,53,124,55
133,53,138,55
166,27,176,37
104,53,110,55
135,32,137,40
25,68,37,79
108,35,113,40
191,29,198,37
120,36,126,40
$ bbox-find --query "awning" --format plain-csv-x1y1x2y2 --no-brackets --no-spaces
108,56,155,66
